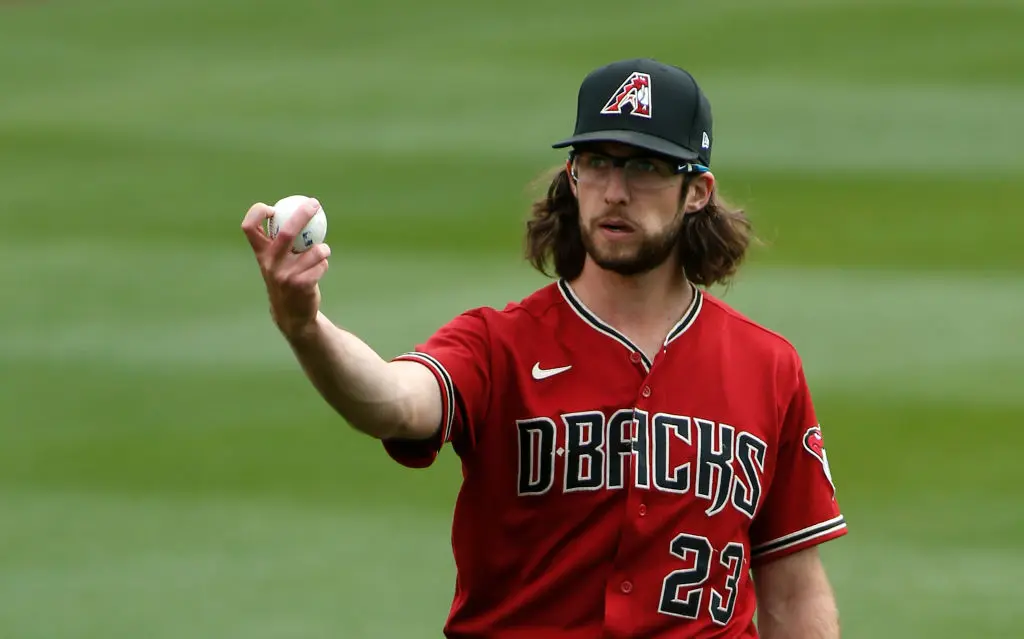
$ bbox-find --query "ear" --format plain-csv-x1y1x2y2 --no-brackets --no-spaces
565,160,578,198
682,172,715,213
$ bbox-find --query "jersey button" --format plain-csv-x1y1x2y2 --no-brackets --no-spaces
638,504,647,517
630,352,642,364
641,385,652,398
620,580,633,594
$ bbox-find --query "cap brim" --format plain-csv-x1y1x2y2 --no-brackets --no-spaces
552,129,700,162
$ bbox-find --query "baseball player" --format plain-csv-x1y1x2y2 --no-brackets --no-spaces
241,58,847,638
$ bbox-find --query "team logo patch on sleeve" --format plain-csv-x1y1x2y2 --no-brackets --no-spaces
803,425,836,496
601,72,652,118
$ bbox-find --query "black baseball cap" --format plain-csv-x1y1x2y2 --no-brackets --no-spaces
552,58,714,167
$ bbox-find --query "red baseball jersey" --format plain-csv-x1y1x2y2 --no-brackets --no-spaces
383,279,847,638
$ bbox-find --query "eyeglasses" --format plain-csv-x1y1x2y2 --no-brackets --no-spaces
569,150,709,192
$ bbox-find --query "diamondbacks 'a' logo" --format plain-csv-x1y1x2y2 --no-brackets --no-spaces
803,425,835,496
601,72,652,118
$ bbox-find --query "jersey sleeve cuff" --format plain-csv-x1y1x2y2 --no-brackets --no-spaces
381,351,456,468
751,515,848,565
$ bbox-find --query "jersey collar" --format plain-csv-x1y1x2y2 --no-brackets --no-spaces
557,278,704,371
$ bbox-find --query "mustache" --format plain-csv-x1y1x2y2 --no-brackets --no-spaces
593,211,637,226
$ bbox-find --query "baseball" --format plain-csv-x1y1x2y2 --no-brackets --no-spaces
267,195,328,253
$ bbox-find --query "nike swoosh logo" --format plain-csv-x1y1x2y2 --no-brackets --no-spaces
532,363,572,380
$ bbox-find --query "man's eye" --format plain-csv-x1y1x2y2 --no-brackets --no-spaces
630,160,659,173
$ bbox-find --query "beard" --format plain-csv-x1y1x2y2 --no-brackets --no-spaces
580,211,686,276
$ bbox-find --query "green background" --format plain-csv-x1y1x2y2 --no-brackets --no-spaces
2,1,1021,637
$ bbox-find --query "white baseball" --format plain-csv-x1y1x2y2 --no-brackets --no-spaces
267,195,328,253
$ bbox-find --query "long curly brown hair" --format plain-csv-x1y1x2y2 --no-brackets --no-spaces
524,166,755,287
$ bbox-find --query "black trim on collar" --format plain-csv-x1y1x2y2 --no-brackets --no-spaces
557,279,703,371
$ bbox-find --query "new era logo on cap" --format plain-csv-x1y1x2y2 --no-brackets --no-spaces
702,131,710,150
600,72,652,119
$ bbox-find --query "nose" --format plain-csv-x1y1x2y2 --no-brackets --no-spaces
602,167,630,204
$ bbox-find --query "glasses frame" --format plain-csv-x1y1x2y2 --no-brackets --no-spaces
567,149,709,192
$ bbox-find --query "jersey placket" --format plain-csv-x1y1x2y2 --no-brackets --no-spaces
605,336,692,636
557,279,705,636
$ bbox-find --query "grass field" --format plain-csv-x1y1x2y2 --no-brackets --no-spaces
2,1,1022,637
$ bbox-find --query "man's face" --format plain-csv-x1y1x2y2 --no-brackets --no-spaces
569,142,711,277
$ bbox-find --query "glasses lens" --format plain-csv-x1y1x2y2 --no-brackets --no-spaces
624,157,675,190
574,152,679,191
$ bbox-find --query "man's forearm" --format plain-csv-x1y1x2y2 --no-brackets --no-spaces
757,590,839,639
754,548,840,639
284,311,439,441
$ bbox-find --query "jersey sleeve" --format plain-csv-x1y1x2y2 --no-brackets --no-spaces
381,308,491,468
749,358,847,566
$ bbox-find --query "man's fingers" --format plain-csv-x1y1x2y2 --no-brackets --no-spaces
291,257,330,289
270,198,321,262
293,242,331,272
282,244,331,287
241,203,274,253
270,243,331,288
